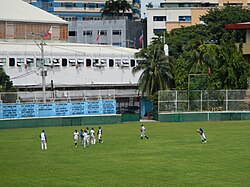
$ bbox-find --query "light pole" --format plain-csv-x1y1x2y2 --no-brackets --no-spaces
28,32,48,103
34,38,47,103
40,40,46,103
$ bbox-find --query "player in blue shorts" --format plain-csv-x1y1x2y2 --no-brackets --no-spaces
197,128,207,143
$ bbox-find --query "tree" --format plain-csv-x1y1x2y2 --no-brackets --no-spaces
201,5,250,43
0,68,15,92
146,2,153,8
164,5,250,90
174,55,188,90
216,35,250,89
120,0,131,16
101,0,131,17
132,42,174,96
101,0,116,17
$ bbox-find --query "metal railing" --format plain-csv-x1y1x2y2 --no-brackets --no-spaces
0,90,116,104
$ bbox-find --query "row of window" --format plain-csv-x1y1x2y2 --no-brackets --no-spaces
0,58,136,68
62,17,102,21
69,30,122,37
153,16,192,22
37,2,105,9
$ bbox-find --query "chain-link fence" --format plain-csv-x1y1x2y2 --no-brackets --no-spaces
158,90,250,113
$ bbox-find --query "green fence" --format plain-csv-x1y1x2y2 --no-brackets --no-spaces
0,115,122,129
158,112,250,122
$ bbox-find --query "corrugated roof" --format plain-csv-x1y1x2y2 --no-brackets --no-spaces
0,0,67,24
0,41,139,57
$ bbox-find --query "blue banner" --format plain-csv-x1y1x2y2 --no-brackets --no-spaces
0,99,116,119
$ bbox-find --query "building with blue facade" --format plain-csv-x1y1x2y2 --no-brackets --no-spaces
29,0,141,21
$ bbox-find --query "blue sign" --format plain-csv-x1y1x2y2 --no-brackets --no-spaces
21,104,37,117
0,99,116,119
71,102,85,115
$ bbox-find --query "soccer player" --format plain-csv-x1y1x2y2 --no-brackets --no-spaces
73,130,79,147
86,127,90,145
79,129,84,145
83,130,89,148
90,128,96,144
140,124,149,140
39,130,47,150
97,126,103,143
197,128,207,143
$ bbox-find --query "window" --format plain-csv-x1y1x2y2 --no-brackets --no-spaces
52,59,60,66
109,59,114,67
112,43,121,46
69,31,77,36
112,30,121,35
122,59,129,67
65,2,73,8
130,59,135,67
86,59,91,67
26,58,34,67
44,59,52,66
62,58,67,66
9,58,15,66
83,30,92,36
77,59,84,66
153,16,166,21
93,59,99,66
115,59,122,67
179,16,191,22
69,59,76,66
17,58,24,66
100,30,107,36
100,59,107,66
153,29,165,34
88,3,95,8
0,58,7,66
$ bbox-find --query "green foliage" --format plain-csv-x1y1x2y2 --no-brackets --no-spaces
174,55,188,90
201,5,250,43
101,0,131,17
164,5,250,90
216,36,250,89
0,121,250,186
133,42,173,96
0,68,15,92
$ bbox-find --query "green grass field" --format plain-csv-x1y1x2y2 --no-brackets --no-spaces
0,120,249,187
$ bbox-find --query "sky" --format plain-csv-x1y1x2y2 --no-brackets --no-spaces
141,0,162,17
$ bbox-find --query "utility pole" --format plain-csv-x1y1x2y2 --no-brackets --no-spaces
30,32,48,103
40,40,46,103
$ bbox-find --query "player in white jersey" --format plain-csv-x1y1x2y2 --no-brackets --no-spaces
83,130,89,148
97,126,103,143
196,128,207,143
39,130,47,150
140,124,149,140
73,130,79,147
90,128,96,144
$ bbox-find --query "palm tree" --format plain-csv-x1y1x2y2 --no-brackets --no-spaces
132,43,174,96
120,0,131,16
101,0,131,17
101,0,116,17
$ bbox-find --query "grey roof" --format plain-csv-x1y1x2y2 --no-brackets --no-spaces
0,0,67,24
